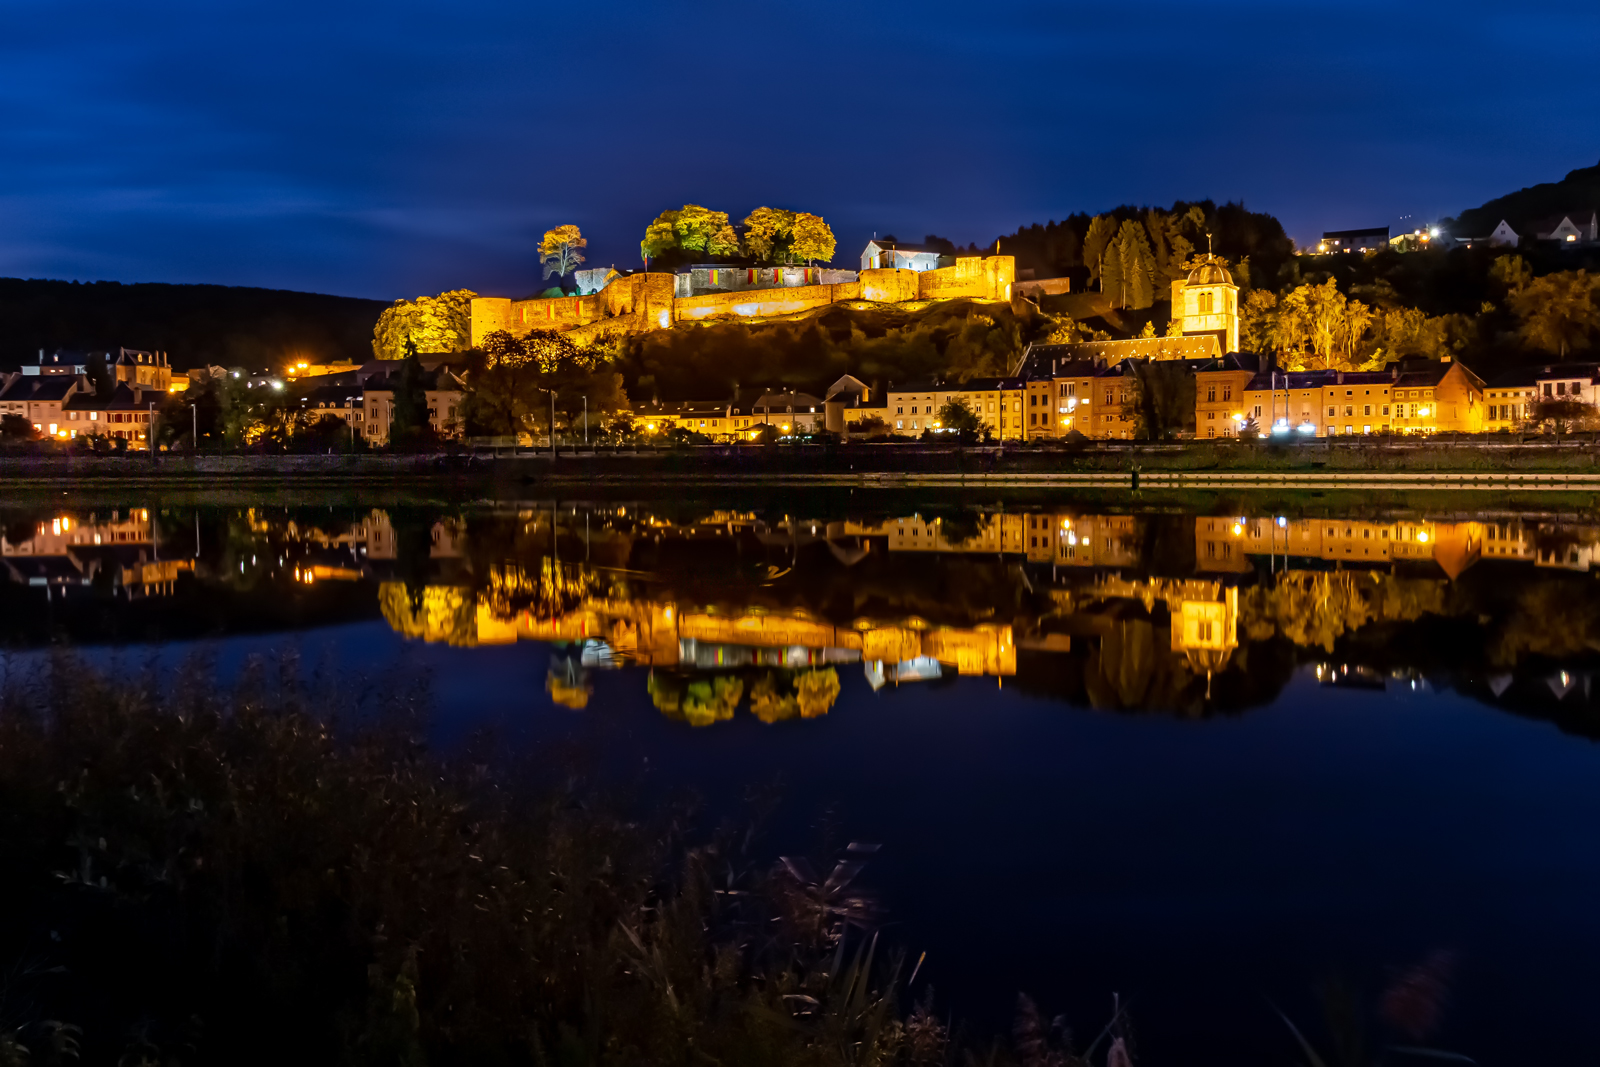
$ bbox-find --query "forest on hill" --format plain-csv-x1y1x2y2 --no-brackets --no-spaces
0,278,387,372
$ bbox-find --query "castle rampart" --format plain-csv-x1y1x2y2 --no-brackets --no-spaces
469,256,1014,347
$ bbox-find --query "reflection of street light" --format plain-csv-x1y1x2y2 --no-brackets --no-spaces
536,387,556,457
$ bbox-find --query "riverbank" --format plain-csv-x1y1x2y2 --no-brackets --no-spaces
6,436,1600,488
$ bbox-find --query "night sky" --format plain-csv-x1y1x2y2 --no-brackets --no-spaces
2,0,1597,300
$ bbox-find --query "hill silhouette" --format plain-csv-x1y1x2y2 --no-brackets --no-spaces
0,277,387,372
1444,159,1600,238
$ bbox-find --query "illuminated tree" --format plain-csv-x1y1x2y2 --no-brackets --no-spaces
789,212,836,264
540,225,587,280
1239,290,1278,354
371,289,477,360
1508,270,1600,358
639,205,738,266
741,206,796,262
1490,254,1533,294
794,669,840,718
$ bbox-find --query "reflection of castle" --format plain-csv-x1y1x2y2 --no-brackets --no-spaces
1,511,190,598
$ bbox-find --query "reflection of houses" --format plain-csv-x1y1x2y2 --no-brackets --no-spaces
1195,516,1483,577
875,512,1138,566
0,510,190,597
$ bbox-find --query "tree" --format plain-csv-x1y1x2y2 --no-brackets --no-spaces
85,350,116,398
639,205,738,267
1240,290,1278,353
372,289,477,360
1108,219,1156,309
1084,215,1118,290
540,225,587,281
1490,254,1533,294
935,397,983,441
1508,270,1600,358
0,414,37,441
741,207,796,263
388,342,433,448
790,213,836,264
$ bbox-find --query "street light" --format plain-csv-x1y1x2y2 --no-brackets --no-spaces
537,387,556,458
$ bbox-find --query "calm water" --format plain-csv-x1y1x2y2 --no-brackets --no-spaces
5,489,1600,1063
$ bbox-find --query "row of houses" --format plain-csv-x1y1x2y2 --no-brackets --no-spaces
0,349,467,448
1318,210,1599,253
648,346,1600,444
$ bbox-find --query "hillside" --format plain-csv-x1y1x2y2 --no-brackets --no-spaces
1444,158,1600,238
0,278,388,372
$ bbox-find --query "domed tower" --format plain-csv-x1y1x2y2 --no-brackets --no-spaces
1170,256,1240,354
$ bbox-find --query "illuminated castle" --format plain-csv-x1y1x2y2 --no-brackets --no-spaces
470,244,1016,347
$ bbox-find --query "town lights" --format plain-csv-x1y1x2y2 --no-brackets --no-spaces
1231,523,1243,536
1417,531,1430,543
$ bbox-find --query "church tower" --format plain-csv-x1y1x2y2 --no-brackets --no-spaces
1169,257,1239,354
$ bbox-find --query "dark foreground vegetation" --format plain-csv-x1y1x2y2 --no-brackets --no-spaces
0,654,997,1066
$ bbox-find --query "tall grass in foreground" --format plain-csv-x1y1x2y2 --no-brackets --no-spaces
0,653,1470,1066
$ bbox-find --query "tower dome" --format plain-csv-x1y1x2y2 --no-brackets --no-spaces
1187,257,1234,286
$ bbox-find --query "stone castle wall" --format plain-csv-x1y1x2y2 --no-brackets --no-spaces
470,257,1015,347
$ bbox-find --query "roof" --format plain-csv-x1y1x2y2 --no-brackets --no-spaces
1489,363,1600,388
0,376,77,402
1187,257,1234,286
1025,336,1223,365
825,374,869,400
63,383,169,411
862,239,942,255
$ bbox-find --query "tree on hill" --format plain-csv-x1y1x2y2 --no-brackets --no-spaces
640,205,738,269
1508,270,1600,358
540,225,587,281
1083,215,1118,290
1102,219,1156,309
1443,158,1600,239
371,289,476,360
740,208,837,265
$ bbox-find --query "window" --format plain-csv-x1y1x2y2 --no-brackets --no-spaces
1207,428,1216,438
1206,385,1216,402
1382,406,1390,416
1363,405,1371,416
1222,385,1232,401
1345,406,1353,416
1206,411,1215,421
1327,406,1335,416
896,406,903,414
1104,389,1113,405
1030,394,1037,407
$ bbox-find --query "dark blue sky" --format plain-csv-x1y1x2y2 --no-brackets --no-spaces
2,0,1597,300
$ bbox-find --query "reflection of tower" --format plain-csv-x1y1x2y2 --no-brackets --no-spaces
1169,257,1239,354
1170,587,1239,692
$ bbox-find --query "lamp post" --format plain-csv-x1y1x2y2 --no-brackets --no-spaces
537,387,556,458
190,402,198,451
583,396,588,447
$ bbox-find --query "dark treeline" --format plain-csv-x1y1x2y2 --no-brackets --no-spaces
992,200,1297,290
0,278,387,372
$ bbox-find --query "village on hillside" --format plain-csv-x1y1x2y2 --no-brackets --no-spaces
4,189,1600,452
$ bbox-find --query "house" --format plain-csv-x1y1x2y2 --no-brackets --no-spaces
1318,227,1390,253
885,379,1028,439
356,362,466,445
1533,211,1599,245
1195,357,1486,438
1193,354,1258,437
0,373,89,440
860,239,946,272
1458,220,1520,249
1485,363,1600,430
750,390,824,434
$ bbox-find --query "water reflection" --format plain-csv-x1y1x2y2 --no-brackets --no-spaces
5,500,1600,732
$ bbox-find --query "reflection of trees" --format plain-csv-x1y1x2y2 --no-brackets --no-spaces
1241,572,1446,652
483,560,616,622
1083,617,1206,713
378,583,475,645
1489,580,1600,667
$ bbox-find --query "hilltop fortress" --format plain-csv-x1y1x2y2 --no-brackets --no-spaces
469,247,1018,348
